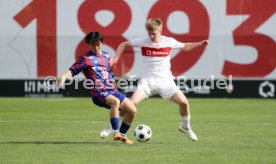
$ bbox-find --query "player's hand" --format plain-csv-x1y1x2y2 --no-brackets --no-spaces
57,78,64,88
201,40,209,46
58,71,72,87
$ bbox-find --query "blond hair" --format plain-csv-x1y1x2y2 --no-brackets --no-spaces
145,18,162,32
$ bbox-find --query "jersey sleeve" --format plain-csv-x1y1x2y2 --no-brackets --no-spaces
168,37,185,49
69,56,87,76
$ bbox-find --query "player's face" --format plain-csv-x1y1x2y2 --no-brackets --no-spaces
147,28,161,43
91,42,102,55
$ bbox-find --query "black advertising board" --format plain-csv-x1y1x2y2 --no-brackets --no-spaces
0,79,275,98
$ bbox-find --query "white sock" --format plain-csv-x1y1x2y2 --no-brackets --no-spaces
182,115,191,130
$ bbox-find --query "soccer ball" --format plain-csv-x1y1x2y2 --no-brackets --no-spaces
134,124,152,142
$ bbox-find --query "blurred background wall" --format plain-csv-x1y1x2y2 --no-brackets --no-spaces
0,0,275,98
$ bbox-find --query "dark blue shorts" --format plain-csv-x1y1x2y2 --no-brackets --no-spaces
91,90,126,109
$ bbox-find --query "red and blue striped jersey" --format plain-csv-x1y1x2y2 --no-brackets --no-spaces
69,50,115,93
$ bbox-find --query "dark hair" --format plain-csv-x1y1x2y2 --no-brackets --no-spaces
84,31,103,45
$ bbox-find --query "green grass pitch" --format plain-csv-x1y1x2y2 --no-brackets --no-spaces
0,98,276,163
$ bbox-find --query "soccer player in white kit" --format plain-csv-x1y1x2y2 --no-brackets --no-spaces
100,18,208,141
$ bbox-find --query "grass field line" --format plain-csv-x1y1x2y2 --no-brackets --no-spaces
0,120,273,125
0,120,103,124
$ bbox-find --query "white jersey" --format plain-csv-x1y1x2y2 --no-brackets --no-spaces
130,35,185,79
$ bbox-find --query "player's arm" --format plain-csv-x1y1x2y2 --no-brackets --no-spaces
110,41,132,66
181,40,208,51
58,56,87,87
115,41,132,59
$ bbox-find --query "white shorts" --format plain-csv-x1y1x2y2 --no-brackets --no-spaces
137,78,181,100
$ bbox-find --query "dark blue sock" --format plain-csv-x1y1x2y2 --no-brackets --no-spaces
119,122,131,134
110,117,120,132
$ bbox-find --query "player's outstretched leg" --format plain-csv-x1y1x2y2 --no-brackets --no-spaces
104,95,123,141
118,98,136,144
171,92,198,141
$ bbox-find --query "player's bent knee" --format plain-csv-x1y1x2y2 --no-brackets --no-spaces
109,98,120,107
121,99,137,117
179,101,189,110
127,104,137,117
130,106,137,117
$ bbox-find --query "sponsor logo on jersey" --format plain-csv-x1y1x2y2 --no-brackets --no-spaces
142,47,171,57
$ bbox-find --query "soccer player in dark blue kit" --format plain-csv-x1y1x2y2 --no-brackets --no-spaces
59,31,136,144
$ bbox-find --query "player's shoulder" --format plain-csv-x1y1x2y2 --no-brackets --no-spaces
78,51,97,61
76,52,90,61
79,51,92,59
161,35,182,45
131,37,148,43
161,35,177,41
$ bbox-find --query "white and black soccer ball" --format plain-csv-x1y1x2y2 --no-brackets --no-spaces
134,124,152,142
